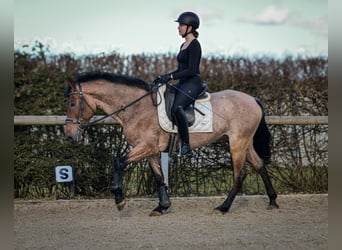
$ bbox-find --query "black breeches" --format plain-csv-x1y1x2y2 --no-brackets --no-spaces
171,75,202,116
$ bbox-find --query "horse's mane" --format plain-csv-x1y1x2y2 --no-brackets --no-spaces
73,72,151,92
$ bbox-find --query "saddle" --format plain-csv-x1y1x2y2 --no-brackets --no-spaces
164,83,209,127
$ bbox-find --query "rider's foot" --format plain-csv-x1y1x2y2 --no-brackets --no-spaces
178,143,190,156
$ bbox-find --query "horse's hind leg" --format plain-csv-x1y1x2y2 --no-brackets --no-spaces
214,167,247,214
147,155,171,216
214,148,248,214
259,166,279,209
247,146,279,209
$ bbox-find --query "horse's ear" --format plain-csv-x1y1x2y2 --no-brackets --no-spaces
67,82,73,91
65,78,73,98
66,77,73,88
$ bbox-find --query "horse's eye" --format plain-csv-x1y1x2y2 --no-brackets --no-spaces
69,101,76,107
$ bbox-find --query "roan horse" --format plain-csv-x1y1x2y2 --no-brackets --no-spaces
65,72,279,216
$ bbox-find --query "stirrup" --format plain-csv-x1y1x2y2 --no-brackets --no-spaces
178,143,191,156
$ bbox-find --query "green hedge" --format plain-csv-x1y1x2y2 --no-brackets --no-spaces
14,41,328,199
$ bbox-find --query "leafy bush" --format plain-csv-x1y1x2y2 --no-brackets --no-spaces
14,41,328,198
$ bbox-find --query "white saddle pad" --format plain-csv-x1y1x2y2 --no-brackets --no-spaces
157,85,213,133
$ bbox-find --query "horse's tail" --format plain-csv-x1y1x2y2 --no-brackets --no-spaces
253,97,271,165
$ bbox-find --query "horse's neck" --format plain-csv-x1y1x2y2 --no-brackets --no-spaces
91,85,152,123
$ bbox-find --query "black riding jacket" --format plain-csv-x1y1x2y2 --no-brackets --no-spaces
171,39,202,82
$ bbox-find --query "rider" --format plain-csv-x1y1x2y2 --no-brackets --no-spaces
157,11,203,156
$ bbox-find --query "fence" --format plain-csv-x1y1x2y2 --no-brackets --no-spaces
14,115,328,198
14,115,328,125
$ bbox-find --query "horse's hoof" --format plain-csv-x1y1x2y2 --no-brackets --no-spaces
266,204,279,210
149,210,163,216
149,203,170,216
212,209,225,215
116,199,126,211
267,200,279,210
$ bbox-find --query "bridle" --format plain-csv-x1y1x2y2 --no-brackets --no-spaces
65,82,85,127
65,81,164,137
65,82,89,141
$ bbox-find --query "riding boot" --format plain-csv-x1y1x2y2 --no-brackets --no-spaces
174,106,191,156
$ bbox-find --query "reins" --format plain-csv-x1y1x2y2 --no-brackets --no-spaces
65,80,164,130
66,77,237,133
84,87,157,128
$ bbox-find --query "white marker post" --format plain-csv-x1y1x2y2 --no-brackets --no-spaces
55,166,75,199
161,152,169,187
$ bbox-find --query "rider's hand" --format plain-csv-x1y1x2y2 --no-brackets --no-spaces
159,74,171,83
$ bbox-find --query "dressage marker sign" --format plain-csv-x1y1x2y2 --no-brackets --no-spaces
55,166,75,199
55,166,73,182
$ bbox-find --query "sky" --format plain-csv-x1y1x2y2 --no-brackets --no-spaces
14,0,328,58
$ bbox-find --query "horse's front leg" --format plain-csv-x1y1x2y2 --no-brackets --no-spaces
148,155,171,216
111,156,127,211
111,142,162,212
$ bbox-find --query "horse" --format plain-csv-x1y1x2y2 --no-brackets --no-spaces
64,71,279,216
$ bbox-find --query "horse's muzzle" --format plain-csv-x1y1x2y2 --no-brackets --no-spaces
65,124,83,143
67,136,77,144
67,131,83,143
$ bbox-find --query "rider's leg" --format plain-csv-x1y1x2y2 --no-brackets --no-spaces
171,76,202,156
173,105,190,155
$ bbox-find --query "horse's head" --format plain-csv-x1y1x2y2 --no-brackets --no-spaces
64,82,96,143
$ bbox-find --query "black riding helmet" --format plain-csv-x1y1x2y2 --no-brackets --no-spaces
175,11,200,30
